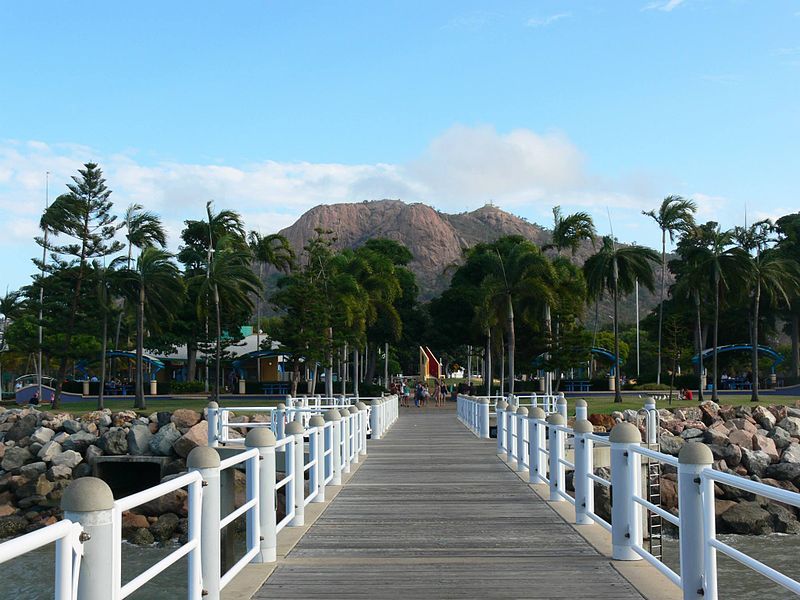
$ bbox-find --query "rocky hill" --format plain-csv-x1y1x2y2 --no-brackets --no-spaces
275,200,665,322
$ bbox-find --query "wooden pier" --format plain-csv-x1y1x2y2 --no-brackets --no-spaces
256,408,646,599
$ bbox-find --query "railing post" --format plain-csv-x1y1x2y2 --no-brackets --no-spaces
479,398,490,439
609,422,642,561
557,394,568,420
573,419,594,525
62,478,116,600
245,428,277,563
356,401,368,456
347,406,359,463
515,407,528,472
207,401,220,448
678,442,714,600
508,401,518,464
370,399,382,440
575,398,587,422
339,409,351,473
644,396,658,445
275,403,286,440
309,416,326,503
496,400,508,456
528,407,547,484
324,409,342,485
547,413,566,501
188,446,222,600
285,421,305,527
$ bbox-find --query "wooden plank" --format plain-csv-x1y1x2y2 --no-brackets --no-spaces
255,409,644,599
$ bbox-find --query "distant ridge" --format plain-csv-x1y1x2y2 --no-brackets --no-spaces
274,199,662,321
277,200,549,298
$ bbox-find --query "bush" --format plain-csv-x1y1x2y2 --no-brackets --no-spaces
624,382,672,391
171,381,207,394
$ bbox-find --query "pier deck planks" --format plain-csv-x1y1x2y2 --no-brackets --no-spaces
256,408,643,599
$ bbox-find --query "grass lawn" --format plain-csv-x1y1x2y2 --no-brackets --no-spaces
572,394,798,415
11,396,284,417
7,391,797,417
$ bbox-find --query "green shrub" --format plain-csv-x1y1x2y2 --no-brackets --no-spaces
171,381,207,394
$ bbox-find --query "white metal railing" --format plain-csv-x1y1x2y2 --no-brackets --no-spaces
206,395,398,447
457,394,800,600
0,518,85,600
113,471,204,599
275,435,297,533
217,448,261,590
33,394,399,600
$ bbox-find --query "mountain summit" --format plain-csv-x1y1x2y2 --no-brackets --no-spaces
277,200,550,298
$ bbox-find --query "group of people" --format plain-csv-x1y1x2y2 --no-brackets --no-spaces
393,379,450,408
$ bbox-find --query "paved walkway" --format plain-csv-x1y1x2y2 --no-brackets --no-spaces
256,407,644,599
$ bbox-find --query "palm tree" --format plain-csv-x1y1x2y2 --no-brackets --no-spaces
546,206,597,256
0,290,22,398
545,207,595,392
94,262,121,410
479,237,557,395
194,235,261,402
117,248,184,409
735,221,800,402
643,196,696,384
115,204,168,350
584,237,659,402
248,231,295,380
672,239,711,403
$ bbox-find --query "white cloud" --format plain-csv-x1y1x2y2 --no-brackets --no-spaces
526,12,571,27
0,127,746,290
642,0,686,12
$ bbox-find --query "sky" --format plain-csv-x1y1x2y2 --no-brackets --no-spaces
1,0,798,290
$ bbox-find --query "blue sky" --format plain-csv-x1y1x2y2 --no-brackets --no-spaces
1,0,798,290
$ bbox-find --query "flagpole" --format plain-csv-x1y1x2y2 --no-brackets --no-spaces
38,171,50,402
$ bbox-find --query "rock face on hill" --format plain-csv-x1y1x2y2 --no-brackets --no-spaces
276,199,664,318
277,200,549,298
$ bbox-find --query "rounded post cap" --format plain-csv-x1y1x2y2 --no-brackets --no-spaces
479,398,490,404
285,421,305,435
576,399,587,407
187,446,221,469
356,402,368,410
609,422,642,443
62,477,114,512
516,406,529,415
529,407,546,419
308,415,325,427
679,441,714,465
573,419,594,434
348,406,358,414
557,396,567,405
207,401,219,409
558,392,566,398
497,400,508,410
339,408,350,418
276,403,286,410
323,409,342,422
245,427,277,447
546,413,566,425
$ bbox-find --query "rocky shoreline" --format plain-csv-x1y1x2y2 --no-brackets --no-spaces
585,400,800,535
0,405,265,546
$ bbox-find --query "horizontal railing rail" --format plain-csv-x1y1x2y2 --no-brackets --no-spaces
0,518,85,600
113,471,204,599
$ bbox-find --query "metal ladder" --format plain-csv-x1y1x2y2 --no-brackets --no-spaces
646,455,663,560
640,402,663,560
